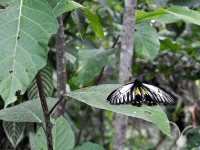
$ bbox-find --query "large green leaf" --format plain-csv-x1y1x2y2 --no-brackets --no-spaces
134,22,160,58
71,142,104,150
65,84,172,137
27,62,54,100
35,117,75,150
0,0,58,108
0,98,58,122
3,121,25,149
51,0,104,40
72,49,114,87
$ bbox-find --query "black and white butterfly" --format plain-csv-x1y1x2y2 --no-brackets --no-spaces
107,79,177,107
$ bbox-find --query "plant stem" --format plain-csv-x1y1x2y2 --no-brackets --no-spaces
36,71,53,150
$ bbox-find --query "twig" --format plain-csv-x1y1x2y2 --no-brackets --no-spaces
49,96,65,115
36,71,53,150
75,105,89,146
112,35,120,48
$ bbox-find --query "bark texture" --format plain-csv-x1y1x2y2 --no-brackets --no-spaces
36,71,53,150
112,0,137,150
54,15,67,120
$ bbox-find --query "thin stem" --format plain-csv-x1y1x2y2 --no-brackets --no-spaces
36,71,53,150
49,96,64,115
75,105,89,147
112,35,120,48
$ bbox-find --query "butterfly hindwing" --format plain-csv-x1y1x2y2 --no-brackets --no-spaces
141,83,177,104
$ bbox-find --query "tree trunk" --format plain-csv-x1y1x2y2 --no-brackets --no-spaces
54,15,67,120
112,0,137,150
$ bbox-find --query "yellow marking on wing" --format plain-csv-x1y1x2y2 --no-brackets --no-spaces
136,87,139,95
136,101,139,103
151,101,153,103
140,87,148,95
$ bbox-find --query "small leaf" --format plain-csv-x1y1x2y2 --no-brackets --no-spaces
72,49,114,87
66,84,172,137
81,7,104,40
0,98,58,122
29,132,36,150
160,38,180,51
35,117,75,150
71,142,104,150
3,121,25,149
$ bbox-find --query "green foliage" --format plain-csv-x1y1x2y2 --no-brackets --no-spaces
0,98,58,122
51,0,104,40
160,38,180,51
1,0,200,149
184,127,200,150
0,0,58,108
27,63,54,100
3,121,25,149
71,142,104,150
72,49,114,87
136,6,200,26
29,132,36,150
134,22,160,58
66,85,172,137
35,117,75,150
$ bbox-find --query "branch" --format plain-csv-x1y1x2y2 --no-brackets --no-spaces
36,71,53,150
54,15,67,120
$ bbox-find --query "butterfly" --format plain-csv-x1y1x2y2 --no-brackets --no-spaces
107,79,177,107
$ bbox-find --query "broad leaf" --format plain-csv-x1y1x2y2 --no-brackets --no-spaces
66,84,172,137
0,0,58,108
71,142,104,150
51,0,104,40
0,98,58,122
134,22,160,58
72,49,114,87
35,117,75,150
27,63,54,100
3,121,25,149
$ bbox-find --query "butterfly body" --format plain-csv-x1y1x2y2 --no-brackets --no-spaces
107,79,177,107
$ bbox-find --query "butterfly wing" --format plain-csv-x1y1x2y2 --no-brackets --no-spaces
141,83,177,104
107,83,136,105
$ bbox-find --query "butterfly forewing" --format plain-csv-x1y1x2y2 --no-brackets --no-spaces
107,83,135,105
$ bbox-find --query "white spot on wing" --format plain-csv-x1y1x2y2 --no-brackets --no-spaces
119,83,134,93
